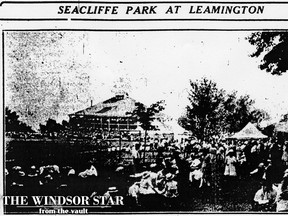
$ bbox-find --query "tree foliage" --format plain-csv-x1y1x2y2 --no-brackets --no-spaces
39,118,68,136
250,109,270,124
223,93,249,133
247,32,288,75
179,78,225,141
5,107,34,133
132,100,165,161
133,100,166,131
179,78,268,141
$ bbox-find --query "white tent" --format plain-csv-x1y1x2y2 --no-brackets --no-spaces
168,120,186,135
149,120,173,135
229,122,268,139
275,121,288,133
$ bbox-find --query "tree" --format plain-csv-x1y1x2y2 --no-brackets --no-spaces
178,78,226,141
133,101,165,131
223,93,255,133
5,107,34,133
39,118,63,136
62,120,70,130
179,78,265,141
250,109,270,125
247,32,288,75
132,100,165,161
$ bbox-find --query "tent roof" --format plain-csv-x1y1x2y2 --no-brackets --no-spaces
150,120,173,134
229,122,268,139
275,121,288,133
166,120,186,134
69,94,137,118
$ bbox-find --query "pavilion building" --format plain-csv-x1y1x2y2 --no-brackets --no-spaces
68,93,138,132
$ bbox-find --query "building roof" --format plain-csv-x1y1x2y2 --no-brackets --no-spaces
69,94,138,118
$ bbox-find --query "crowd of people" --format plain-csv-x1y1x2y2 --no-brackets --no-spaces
4,134,288,212
128,137,288,211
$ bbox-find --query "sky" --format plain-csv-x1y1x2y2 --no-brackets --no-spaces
4,31,288,129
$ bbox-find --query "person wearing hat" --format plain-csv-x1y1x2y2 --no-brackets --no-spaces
223,149,238,193
128,181,141,206
250,163,265,181
162,173,178,197
282,142,288,169
155,168,167,191
9,167,25,188
128,170,159,208
276,171,288,212
153,173,179,209
202,146,213,187
189,159,204,189
103,186,119,198
253,181,277,211
131,143,141,174
27,165,39,177
159,158,178,179
10,166,26,189
191,158,201,168
216,146,226,176
11,166,25,177
263,159,273,185
137,172,156,195
224,149,237,177
130,169,158,186
238,151,248,179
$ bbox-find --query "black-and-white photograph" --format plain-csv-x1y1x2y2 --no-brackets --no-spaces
3,30,288,213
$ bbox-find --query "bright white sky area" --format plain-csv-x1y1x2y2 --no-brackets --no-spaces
5,31,288,129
